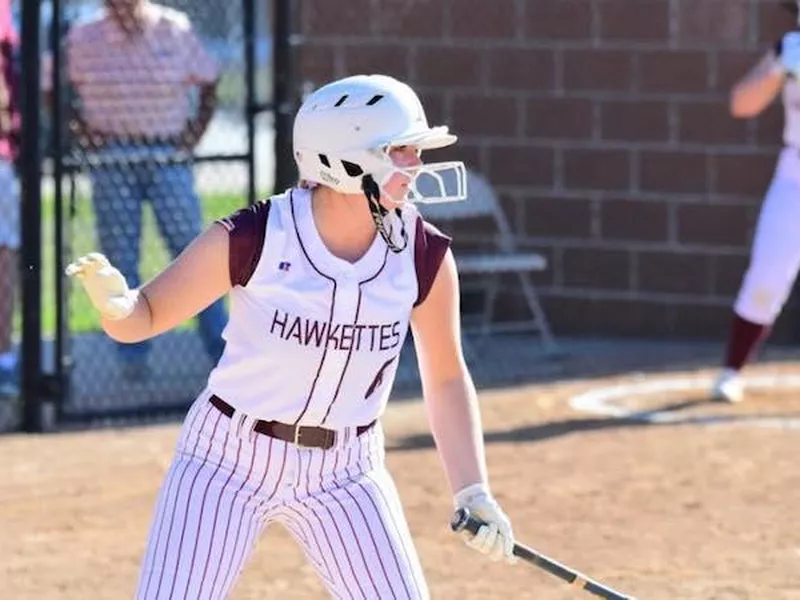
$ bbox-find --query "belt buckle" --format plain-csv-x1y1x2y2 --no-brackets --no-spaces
293,425,335,450
293,425,307,448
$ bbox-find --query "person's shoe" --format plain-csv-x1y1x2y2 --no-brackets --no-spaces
0,365,19,399
711,368,744,403
120,357,150,382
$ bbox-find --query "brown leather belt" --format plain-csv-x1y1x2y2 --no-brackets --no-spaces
209,395,375,451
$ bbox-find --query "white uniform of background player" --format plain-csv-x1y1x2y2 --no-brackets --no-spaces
713,2,800,403
67,74,519,599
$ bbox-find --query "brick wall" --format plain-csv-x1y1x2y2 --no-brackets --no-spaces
295,0,799,341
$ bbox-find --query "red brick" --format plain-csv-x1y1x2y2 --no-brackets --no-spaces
713,153,777,196
542,295,673,337
488,49,556,91
754,104,784,147
342,44,409,81
524,0,593,39
712,253,749,297
488,145,555,187
676,203,755,247
303,0,373,35
562,247,631,290
451,95,518,137
417,91,448,127
637,251,713,295
716,50,762,93
639,151,708,194
424,144,482,174
563,148,630,191
526,98,593,139
452,0,518,38
590,298,673,337
639,51,709,94
600,198,669,242
669,303,732,339
298,43,336,86
520,196,593,238
374,0,445,37
415,46,484,87
563,49,633,92
678,101,749,145
757,1,796,45
599,0,669,41
677,0,748,44
600,100,669,142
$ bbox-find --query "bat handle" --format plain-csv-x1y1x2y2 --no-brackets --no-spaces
450,507,480,535
449,508,637,600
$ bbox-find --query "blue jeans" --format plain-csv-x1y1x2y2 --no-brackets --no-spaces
90,144,227,364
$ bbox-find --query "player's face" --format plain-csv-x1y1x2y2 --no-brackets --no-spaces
380,145,422,206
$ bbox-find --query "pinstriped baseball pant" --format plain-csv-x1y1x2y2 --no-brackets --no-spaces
135,393,429,600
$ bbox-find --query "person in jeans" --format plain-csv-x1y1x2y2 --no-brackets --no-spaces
45,0,227,380
0,0,19,398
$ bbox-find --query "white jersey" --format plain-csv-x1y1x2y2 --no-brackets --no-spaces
782,78,800,148
207,187,449,429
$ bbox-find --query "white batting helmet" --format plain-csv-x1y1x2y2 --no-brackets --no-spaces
292,74,467,205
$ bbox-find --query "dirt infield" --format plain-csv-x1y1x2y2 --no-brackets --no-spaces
3,355,800,600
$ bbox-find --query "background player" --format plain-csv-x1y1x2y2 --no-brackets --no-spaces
713,0,800,403
66,74,518,599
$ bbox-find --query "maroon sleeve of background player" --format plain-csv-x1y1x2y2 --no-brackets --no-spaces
413,216,452,307
215,200,271,287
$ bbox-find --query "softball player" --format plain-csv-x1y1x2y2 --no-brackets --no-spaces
67,74,517,599
713,1,800,403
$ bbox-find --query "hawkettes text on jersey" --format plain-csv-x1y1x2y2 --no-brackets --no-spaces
270,308,402,352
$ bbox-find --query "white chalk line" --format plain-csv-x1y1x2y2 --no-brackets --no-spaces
568,374,800,429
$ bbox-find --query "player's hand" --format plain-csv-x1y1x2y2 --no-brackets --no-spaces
780,31,800,76
65,252,137,320
453,483,518,565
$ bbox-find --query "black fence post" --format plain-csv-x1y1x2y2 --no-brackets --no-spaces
272,0,297,193
20,0,44,432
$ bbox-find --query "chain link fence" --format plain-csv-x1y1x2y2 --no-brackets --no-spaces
41,0,270,425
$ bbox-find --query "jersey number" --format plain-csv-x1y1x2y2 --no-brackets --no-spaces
365,356,397,399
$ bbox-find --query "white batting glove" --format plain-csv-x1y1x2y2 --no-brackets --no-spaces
65,253,137,321
454,483,518,565
780,31,800,76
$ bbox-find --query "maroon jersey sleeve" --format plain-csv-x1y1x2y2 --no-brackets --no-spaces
413,216,452,307
215,200,271,287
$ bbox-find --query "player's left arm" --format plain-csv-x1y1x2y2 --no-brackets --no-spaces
411,248,517,565
411,248,486,492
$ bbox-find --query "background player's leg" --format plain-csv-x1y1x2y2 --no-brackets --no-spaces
283,427,429,600
715,176,800,401
135,398,292,600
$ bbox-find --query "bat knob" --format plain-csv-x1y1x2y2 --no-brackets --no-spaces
450,507,471,532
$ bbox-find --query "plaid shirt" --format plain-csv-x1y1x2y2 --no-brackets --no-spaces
0,0,19,163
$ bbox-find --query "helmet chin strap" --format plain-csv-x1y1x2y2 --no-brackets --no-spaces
362,175,408,254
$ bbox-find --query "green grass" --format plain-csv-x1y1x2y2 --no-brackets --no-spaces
39,191,250,337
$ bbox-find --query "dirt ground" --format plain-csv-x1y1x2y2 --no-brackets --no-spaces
3,355,800,600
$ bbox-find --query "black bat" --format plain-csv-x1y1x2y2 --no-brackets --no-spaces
450,508,637,600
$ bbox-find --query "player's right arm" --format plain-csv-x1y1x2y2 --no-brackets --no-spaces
66,223,232,344
729,34,800,118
